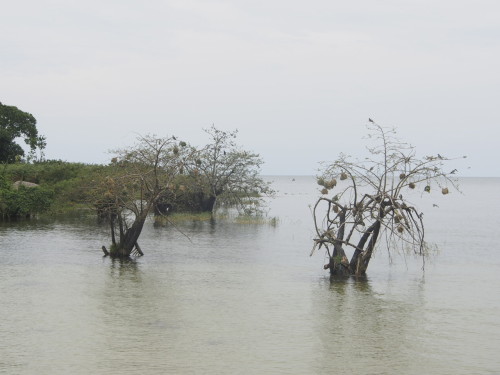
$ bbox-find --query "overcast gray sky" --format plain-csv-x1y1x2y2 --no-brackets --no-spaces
1,0,498,175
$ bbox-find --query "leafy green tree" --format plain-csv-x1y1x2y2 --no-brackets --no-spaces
0,178,53,219
0,102,46,163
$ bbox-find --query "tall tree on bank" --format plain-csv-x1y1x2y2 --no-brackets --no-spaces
91,135,191,258
310,122,463,277
184,125,272,214
0,102,46,163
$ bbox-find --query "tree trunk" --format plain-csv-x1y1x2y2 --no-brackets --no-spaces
329,209,350,277
348,220,381,276
202,195,217,212
108,214,148,258
358,221,381,275
110,216,116,246
328,244,350,277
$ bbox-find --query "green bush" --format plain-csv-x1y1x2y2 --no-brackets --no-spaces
3,160,95,185
0,185,54,219
1,161,110,214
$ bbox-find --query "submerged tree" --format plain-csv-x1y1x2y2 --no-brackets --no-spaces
169,125,272,214
90,135,191,258
311,121,462,277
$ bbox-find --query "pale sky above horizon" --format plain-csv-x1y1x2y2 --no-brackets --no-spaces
1,0,499,176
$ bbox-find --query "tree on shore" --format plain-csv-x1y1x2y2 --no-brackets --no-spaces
310,121,462,277
183,125,272,214
0,102,46,163
90,135,191,258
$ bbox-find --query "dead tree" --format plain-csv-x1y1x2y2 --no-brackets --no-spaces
310,122,463,276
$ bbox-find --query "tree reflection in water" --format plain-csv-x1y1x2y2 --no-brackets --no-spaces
311,276,427,374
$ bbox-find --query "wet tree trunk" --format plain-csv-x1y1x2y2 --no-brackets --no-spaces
120,218,147,255
202,195,217,212
358,222,381,274
328,244,351,277
347,217,383,276
347,202,388,276
328,210,351,277
104,212,148,258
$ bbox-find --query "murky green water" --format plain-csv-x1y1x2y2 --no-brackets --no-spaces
1,177,499,374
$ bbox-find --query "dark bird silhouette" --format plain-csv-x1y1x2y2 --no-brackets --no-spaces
433,204,439,208
368,118,374,123
437,153,443,159
450,169,457,174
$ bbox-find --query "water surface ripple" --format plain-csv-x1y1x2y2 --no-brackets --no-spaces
0,177,499,374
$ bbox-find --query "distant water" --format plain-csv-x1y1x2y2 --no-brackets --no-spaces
0,176,499,374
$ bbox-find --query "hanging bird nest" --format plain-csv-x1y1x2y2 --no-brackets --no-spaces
321,188,329,195
340,172,348,181
332,205,339,213
442,187,449,195
324,179,337,189
399,173,406,180
409,182,416,189
424,185,431,193
397,225,404,233
317,177,326,187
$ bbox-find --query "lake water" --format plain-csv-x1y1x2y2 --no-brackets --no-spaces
0,176,499,374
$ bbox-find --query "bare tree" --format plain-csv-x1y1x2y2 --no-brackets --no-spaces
311,122,463,276
90,134,190,258
185,125,272,214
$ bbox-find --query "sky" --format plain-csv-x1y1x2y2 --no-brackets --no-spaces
1,0,499,176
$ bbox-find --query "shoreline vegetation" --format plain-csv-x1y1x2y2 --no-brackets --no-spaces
0,116,273,234
1,103,272,231
0,160,104,219
0,160,276,223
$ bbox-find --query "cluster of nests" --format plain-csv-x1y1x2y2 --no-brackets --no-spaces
317,173,349,195
317,173,449,195
400,173,449,195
